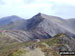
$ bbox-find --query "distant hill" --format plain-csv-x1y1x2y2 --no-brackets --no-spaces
0,15,27,30
0,13,75,40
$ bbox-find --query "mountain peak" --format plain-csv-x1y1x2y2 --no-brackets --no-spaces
35,13,43,16
35,13,51,19
31,13,45,20
1,15,21,20
9,15,20,19
35,13,49,17
10,15,18,17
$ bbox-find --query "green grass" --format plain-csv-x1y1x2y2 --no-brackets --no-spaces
0,33,70,56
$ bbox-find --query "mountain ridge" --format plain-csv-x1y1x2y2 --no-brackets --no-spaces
0,13,74,41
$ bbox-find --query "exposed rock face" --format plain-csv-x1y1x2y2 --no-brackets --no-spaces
0,13,75,41
26,13,75,38
53,34,75,51
67,18,75,31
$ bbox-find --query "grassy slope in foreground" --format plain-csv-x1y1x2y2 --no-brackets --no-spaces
7,33,75,56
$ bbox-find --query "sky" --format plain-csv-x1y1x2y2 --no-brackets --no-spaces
0,0,75,19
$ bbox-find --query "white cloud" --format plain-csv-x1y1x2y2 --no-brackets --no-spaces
41,0,75,5
0,0,54,19
0,0,75,19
